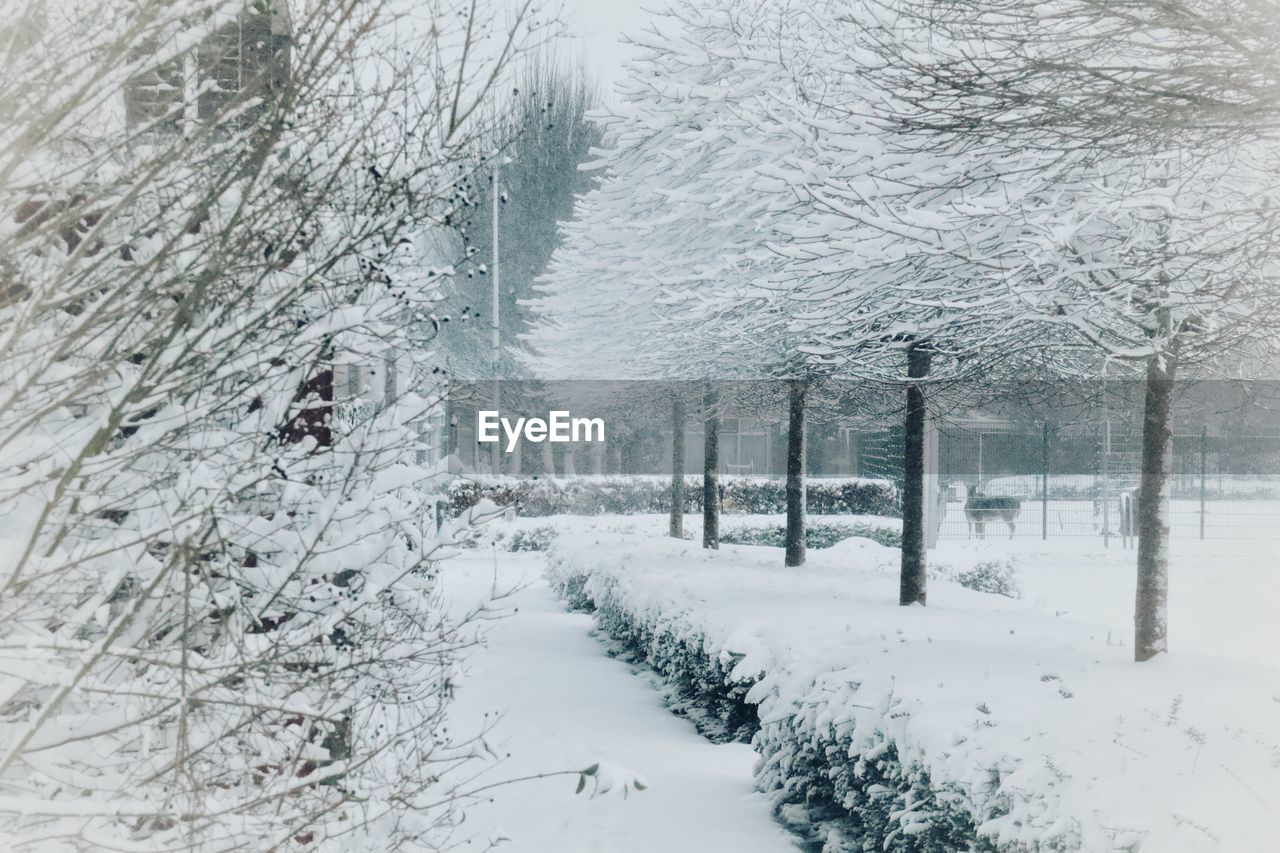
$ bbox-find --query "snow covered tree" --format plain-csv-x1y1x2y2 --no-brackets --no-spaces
0,0,549,847
437,55,602,380
865,0,1280,655
527,0,866,561
659,0,1058,598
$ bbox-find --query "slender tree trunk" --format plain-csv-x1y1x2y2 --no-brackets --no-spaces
510,434,522,476
563,445,577,477
806,421,823,476
703,384,719,550
785,378,807,567
591,439,605,475
900,344,931,606
1135,351,1176,661
670,398,686,539
541,439,555,477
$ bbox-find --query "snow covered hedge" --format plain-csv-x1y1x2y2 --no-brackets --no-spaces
448,476,898,518
720,520,902,549
545,533,1278,852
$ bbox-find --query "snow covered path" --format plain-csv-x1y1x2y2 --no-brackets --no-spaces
442,551,799,853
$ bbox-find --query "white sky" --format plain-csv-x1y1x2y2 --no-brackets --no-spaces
554,0,658,96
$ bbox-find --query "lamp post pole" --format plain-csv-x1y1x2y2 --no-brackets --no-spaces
490,161,501,475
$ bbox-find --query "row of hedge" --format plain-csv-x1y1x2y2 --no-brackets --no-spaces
493,521,903,554
448,475,899,518
495,522,1019,601
544,544,996,852
719,521,902,550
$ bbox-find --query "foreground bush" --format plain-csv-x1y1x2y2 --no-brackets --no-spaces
0,1,541,847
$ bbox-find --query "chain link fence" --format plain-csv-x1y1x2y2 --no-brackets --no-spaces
934,420,1280,541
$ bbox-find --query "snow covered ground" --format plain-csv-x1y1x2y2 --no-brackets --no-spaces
440,550,800,852
1009,538,1280,668
441,515,1278,851
539,522,1280,851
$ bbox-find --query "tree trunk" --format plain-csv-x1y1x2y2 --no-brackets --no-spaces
670,398,686,539
785,378,807,567
703,384,719,550
900,344,931,606
541,439,555,477
563,445,577,477
1135,352,1176,661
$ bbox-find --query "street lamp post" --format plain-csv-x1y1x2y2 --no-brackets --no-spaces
490,160,501,475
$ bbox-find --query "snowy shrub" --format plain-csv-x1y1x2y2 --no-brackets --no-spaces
725,478,899,517
449,476,681,516
594,588,759,744
721,522,902,550
932,548,1024,599
0,2,542,848
952,560,1023,599
545,553,758,743
472,524,560,552
449,476,899,518
507,526,559,552
757,724,994,853
543,540,982,848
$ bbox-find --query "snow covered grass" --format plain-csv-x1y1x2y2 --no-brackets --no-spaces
545,530,1280,852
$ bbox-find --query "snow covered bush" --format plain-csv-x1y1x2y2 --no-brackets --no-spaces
726,478,900,517
506,525,559,552
929,547,1024,600
544,537,976,848
545,556,759,744
448,475,899,518
0,1,546,848
950,560,1022,600
449,476,688,516
473,524,559,552
721,521,902,550
546,532,1280,851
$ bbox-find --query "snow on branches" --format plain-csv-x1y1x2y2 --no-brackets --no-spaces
0,0,548,848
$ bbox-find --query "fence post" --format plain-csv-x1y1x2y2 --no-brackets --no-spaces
1101,420,1111,548
1042,422,1049,540
1199,426,1207,540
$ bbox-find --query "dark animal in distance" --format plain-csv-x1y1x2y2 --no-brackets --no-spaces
964,491,1021,539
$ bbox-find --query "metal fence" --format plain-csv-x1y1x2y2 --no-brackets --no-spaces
935,419,1280,542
